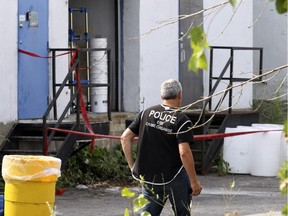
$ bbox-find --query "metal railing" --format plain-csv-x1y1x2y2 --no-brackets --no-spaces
207,46,263,113
42,48,112,154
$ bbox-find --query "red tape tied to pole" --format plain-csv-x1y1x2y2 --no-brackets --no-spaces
73,51,96,151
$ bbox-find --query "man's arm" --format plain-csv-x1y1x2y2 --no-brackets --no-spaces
120,128,137,169
179,142,202,196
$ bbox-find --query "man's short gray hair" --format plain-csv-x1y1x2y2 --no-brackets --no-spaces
160,79,182,100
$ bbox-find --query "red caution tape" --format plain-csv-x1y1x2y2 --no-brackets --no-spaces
73,51,96,151
47,126,282,142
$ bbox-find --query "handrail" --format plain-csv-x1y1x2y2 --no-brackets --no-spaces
207,46,263,113
42,48,112,155
43,50,79,154
199,46,263,136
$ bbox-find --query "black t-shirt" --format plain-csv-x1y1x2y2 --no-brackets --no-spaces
129,104,194,185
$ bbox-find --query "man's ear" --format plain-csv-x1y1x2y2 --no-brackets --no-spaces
178,92,182,100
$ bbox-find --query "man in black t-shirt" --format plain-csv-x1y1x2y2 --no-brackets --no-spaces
121,79,202,216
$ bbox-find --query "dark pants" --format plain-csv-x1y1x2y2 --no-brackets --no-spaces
141,169,192,216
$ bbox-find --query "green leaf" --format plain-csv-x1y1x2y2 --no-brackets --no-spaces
284,120,288,137
278,161,288,195
121,187,135,198
124,208,130,216
229,0,238,8
282,204,288,215
189,27,210,73
141,211,152,216
133,194,149,212
276,0,287,14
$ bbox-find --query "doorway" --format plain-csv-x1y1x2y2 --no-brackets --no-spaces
179,0,204,108
69,0,119,111
18,0,49,119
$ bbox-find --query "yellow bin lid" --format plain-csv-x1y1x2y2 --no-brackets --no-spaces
2,155,61,183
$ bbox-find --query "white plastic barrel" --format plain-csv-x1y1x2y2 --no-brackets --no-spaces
223,127,253,174
90,38,107,48
90,38,108,113
249,124,282,177
91,87,108,113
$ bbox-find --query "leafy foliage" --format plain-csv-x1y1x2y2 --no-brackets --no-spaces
121,187,150,216
188,27,210,74
57,145,132,188
253,99,286,124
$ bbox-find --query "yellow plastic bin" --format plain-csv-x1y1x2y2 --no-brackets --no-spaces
1,155,61,216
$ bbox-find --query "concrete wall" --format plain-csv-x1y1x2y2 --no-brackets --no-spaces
123,0,179,112
122,0,140,112
49,0,70,118
0,1,18,123
203,0,254,110
253,0,288,100
0,1,17,144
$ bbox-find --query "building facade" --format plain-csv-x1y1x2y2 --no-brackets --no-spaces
0,0,287,126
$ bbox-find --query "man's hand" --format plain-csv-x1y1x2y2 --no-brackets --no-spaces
191,180,202,196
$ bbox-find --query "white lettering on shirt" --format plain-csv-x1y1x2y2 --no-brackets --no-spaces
148,110,177,124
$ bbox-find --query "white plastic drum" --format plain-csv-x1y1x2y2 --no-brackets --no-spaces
90,38,108,113
250,124,282,177
91,87,108,113
90,38,107,48
223,127,253,174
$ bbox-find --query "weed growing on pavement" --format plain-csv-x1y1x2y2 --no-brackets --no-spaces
121,187,150,216
215,154,231,176
223,180,240,216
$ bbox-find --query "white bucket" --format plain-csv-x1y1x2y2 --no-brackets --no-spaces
90,52,108,67
91,87,108,113
249,124,282,177
90,60,108,68
90,51,107,60
90,38,108,49
90,64,108,71
90,75,108,84
223,127,253,174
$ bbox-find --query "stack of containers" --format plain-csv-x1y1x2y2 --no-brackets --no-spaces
89,38,108,113
223,124,286,177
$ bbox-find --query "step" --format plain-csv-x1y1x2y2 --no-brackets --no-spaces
10,135,66,142
0,149,57,155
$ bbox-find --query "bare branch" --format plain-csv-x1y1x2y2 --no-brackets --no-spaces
129,1,230,40
248,0,270,28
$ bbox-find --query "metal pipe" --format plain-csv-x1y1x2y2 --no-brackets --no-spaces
228,48,234,113
85,9,90,110
52,50,57,120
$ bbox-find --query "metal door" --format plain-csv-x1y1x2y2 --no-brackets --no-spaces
179,0,203,108
18,0,48,119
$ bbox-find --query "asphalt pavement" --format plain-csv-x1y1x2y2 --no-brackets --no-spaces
55,173,286,216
